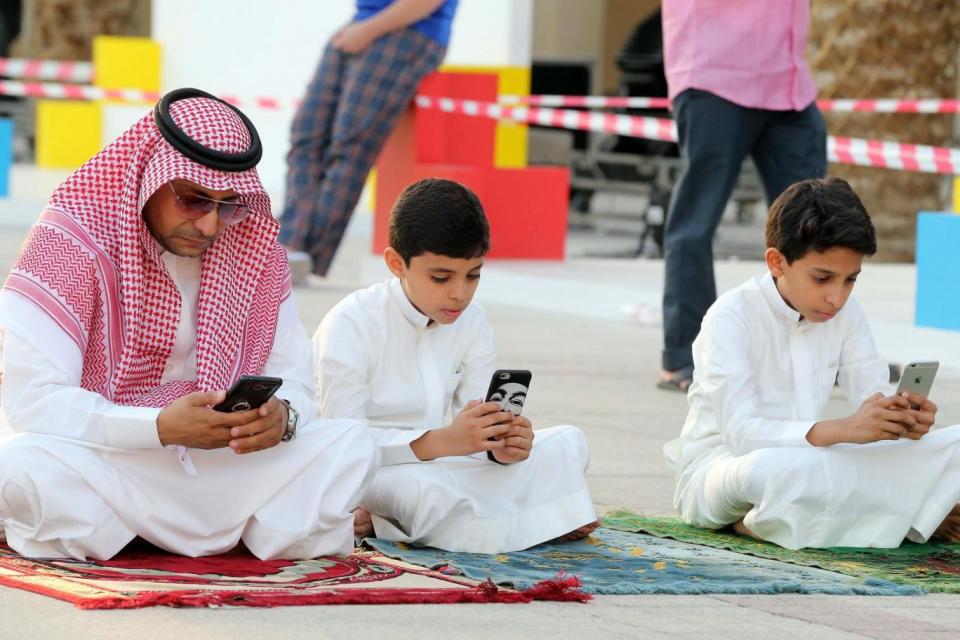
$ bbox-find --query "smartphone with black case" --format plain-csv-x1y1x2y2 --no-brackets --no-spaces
213,375,283,413
484,369,532,416
484,370,532,464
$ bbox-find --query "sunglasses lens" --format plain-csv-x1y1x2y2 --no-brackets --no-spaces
179,195,216,217
173,186,250,225
219,203,251,225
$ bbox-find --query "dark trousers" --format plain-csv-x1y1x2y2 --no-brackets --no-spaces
278,29,444,276
661,89,827,371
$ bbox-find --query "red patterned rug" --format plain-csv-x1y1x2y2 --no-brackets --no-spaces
0,543,587,610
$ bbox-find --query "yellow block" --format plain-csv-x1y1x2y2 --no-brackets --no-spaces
953,176,960,213
440,65,531,169
36,100,102,169
93,36,162,93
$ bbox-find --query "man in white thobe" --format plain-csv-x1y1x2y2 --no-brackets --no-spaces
0,89,377,561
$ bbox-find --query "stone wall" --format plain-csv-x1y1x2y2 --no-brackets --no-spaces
10,0,149,60
809,0,960,261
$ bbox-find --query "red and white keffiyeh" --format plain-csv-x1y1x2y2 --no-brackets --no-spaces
3,95,291,408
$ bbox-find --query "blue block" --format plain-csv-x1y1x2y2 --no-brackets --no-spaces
916,212,960,331
0,119,11,197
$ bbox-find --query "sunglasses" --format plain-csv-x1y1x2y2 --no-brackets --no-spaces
168,183,251,226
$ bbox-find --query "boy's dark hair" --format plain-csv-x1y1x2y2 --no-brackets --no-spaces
765,177,877,263
388,178,490,264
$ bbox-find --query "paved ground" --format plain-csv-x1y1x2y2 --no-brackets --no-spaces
2,179,960,638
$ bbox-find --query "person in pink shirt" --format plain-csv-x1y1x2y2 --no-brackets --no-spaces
657,0,827,392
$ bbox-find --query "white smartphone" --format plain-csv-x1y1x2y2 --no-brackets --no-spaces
895,361,939,402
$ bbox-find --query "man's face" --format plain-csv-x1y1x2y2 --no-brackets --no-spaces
386,249,483,325
142,179,240,257
768,246,864,322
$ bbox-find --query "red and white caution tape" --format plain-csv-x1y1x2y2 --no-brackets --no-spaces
829,137,960,175
3,75,956,118
815,99,960,114
1,76,956,174
0,57,93,83
416,95,960,176
0,80,160,102
417,95,679,142
500,94,671,110
501,94,960,114
1,67,956,116
217,93,302,111
0,80,304,110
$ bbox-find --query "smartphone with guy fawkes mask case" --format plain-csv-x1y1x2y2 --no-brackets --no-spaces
484,370,532,464
484,369,532,416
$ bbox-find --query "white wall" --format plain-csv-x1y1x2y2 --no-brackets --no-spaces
151,0,532,196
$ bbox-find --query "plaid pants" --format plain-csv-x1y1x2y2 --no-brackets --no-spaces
279,28,445,276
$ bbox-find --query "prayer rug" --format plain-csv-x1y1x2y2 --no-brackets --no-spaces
367,526,920,596
0,542,587,610
603,512,960,594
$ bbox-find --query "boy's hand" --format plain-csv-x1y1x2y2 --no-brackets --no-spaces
807,393,916,446
896,392,937,440
491,416,534,464
411,401,513,460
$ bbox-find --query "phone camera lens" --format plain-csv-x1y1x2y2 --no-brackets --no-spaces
499,372,510,380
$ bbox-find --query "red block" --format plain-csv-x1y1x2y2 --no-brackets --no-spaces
415,72,497,167
482,166,569,260
373,72,570,260
374,157,568,260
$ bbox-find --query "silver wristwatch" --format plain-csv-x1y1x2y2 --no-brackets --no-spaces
279,399,299,442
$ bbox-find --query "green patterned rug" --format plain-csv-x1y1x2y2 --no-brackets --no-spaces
603,512,960,594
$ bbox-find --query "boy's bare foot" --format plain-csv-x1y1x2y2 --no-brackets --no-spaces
353,507,374,539
554,519,601,542
932,504,960,543
732,518,763,541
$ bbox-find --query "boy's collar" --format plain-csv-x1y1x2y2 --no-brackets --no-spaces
388,278,431,329
759,272,803,325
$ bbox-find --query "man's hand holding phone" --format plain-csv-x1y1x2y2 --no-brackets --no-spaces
157,390,263,450
157,376,289,454
226,396,289,454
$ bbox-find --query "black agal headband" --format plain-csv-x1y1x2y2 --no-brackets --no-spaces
153,88,262,172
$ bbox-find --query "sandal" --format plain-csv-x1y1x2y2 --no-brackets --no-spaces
657,366,694,393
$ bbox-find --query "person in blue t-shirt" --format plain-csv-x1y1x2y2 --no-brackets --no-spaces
280,0,458,283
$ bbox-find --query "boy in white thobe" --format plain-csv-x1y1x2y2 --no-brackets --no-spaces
0,90,376,561
314,178,598,553
665,177,960,549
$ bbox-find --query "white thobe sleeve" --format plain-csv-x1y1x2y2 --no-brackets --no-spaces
696,311,814,455
314,313,425,466
836,298,893,406
451,317,496,416
0,325,162,449
261,295,316,422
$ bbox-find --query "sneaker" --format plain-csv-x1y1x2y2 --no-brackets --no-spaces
284,248,312,286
